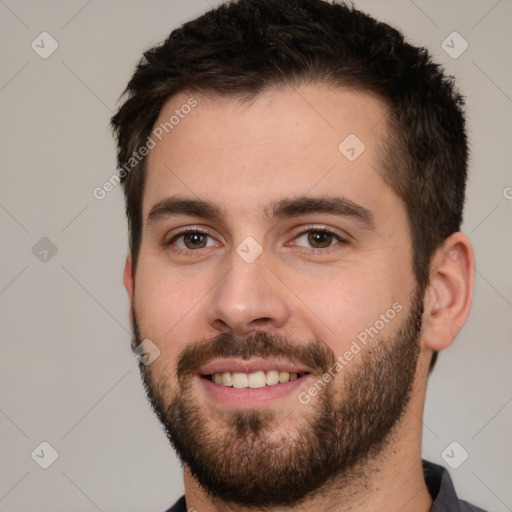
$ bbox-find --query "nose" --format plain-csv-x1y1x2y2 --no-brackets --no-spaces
205,247,290,337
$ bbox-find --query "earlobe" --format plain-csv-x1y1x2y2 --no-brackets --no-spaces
123,254,135,326
422,233,475,352
123,254,134,299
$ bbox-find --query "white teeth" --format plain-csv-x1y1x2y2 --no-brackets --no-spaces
232,373,248,388
248,371,266,388
209,370,305,388
279,371,290,383
266,370,279,386
222,372,233,387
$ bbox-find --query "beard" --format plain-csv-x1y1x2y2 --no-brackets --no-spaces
133,289,424,507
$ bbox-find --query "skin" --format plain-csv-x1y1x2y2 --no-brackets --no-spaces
123,83,474,512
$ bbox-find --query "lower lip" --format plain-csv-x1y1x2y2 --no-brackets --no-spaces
198,375,313,409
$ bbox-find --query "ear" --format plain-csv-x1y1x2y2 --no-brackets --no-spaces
123,254,135,328
422,232,475,352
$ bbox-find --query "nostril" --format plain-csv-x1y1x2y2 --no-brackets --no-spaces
252,317,272,324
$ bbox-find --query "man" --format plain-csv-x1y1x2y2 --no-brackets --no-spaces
111,1,487,510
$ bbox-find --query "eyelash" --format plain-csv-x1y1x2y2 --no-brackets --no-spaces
165,227,218,253
291,227,348,253
165,226,348,255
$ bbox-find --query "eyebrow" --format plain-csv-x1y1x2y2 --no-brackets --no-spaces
268,195,375,229
147,195,375,230
147,197,223,225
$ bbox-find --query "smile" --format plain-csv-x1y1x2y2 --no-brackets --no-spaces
196,358,315,408
204,370,310,388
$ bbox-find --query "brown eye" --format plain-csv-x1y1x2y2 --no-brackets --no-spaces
307,230,334,248
169,231,216,250
182,233,208,249
292,229,346,251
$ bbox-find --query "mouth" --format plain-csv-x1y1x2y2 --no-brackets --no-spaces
196,358,315,408
202,370,311,388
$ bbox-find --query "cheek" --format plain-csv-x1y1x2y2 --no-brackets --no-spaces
289,264,406,356
134,262,210,361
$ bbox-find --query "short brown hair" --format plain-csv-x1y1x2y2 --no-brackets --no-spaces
111,0,469,371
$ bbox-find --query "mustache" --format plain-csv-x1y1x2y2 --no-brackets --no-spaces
176,331,336,379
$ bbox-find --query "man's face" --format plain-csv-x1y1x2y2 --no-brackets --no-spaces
127,84,424,506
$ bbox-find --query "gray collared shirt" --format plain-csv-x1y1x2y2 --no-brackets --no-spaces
165,460,490,511
423,460,489,511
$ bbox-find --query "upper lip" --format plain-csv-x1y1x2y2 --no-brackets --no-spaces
198,358,314,375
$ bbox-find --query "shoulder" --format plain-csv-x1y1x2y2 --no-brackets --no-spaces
163,495,187,512
423,460,489,512
164,466,492,512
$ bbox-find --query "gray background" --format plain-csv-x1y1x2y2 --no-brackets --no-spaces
0,1,511,511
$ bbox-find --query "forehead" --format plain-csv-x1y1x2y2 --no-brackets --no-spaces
142,84,398,223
